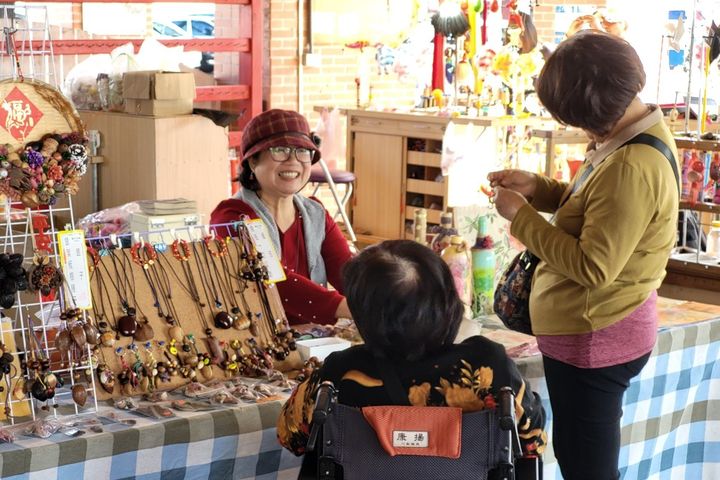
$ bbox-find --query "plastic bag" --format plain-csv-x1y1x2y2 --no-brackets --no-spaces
63,54,113,110
77,202,140,239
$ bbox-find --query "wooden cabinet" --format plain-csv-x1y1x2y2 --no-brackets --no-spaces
345,109,546,243
352,132,403,239
74,111,230,221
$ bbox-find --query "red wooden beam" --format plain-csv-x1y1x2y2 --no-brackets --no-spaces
18,38,250,55
229,131,243,148
22,0,249,3
195,85,250,102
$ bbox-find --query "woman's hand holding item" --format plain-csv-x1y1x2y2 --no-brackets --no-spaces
487,169,538,198
493,187,528,222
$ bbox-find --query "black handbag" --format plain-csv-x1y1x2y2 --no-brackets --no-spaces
493,133,680,335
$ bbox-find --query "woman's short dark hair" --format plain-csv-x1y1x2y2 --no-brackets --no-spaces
237,155,261,191
536,30,646,138
342,240,464,361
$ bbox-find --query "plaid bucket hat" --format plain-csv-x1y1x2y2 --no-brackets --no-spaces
240,109,321,164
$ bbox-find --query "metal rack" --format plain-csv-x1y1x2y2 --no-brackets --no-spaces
0,197,99,423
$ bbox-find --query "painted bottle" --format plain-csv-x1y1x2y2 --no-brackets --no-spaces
413,208,428,246
471,216,495,313
430,212,458,254
441,235,473,305
681,149,692,201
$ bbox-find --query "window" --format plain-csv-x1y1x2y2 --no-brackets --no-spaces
191,20,214,37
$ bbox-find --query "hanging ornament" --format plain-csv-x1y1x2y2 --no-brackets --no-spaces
490,0,499,13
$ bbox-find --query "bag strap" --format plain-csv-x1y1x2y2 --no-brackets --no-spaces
623,133,680,196
373,357,411,406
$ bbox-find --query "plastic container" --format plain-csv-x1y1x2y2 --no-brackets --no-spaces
707,221,720,258
441,235,472,305
296,337,352,362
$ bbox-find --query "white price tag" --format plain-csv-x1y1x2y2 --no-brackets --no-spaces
246,219,286,283
57,230,93,309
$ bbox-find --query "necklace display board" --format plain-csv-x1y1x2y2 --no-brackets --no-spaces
86,223,295,401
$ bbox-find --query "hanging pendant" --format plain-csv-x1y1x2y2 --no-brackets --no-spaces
97,364,116,394
12,378,26,400
118,315,138,337
30,379,48,401
205,336,224,365
214,312,233,329
139,376,150,393
72,384,88,407
233,315,251,330
45,372,59,389
134,321,154,341
56,329,72,352
70,323,88,348
84,322,100,345
169,325,185,342
249,319,259,337
100,332,116,347
201,364,214,380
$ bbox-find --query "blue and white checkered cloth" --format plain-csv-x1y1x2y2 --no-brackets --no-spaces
517,317,720,479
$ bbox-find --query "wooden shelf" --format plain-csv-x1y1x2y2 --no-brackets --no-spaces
679,201,720,213
674,137,720,151
407,178,445,196
407,151,442,167
531,129,588,143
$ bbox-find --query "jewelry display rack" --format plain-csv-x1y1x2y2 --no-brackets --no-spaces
84,221,293,401
0,196,99,423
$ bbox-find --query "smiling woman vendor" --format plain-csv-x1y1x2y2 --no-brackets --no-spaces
210,109,353,325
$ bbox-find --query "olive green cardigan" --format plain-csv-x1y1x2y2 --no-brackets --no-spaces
511,107,679,335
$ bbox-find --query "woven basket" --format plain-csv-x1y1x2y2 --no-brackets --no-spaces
0,78,85,151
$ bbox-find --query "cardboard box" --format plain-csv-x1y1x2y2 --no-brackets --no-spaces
129,211,203,243
123,71,195,116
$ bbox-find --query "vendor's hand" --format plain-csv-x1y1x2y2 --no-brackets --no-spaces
494,187,528,222
335,298,352,319
487,169,537,199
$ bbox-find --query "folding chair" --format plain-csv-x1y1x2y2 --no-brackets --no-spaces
309,158,356,243
303,383,541,480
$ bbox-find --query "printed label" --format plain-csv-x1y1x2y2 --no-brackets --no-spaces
246,219,286,283
392,431,429,448
57,230,93,309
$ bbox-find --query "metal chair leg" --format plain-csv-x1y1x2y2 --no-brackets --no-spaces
317,158,356,243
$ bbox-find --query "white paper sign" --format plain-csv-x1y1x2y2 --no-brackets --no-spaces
246,219,287,283
57,230,93,309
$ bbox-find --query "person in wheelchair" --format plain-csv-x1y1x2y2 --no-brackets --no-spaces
278,240,546,476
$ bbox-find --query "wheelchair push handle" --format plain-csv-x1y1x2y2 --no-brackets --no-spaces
306,382,337,453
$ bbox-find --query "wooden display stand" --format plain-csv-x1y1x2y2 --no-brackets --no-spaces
88,233,297,401
73,111,230,221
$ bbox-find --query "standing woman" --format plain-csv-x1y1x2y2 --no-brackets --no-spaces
211,109,353,325
489,31,679,480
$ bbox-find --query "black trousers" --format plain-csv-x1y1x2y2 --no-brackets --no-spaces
543,352,651,480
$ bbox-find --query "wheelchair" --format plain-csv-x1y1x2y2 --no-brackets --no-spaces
302,383,542,480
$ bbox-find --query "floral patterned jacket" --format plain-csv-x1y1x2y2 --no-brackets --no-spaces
278,335,547,457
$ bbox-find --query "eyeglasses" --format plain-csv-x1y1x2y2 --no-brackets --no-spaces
268,146,314,164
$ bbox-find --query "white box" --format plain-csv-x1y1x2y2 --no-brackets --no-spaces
296,337,352,362
129,212,203,244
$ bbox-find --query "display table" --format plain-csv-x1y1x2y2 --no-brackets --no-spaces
0,400,302,480
483,298,720,480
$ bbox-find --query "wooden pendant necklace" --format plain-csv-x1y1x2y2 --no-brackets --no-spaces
100,248,139,337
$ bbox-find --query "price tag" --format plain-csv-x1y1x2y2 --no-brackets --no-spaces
245,219,286,283
57,230,93,309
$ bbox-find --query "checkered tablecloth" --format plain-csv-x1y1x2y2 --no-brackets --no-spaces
512,316,720,480
0,399,302,480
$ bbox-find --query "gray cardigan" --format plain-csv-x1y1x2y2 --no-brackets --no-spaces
234,189,328,286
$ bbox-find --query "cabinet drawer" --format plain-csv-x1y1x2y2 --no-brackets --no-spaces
407,151,442,167
349,115,399,133
406,206,443,224
407,178,445,196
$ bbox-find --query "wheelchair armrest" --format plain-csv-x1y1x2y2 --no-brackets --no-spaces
306,382,337,453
